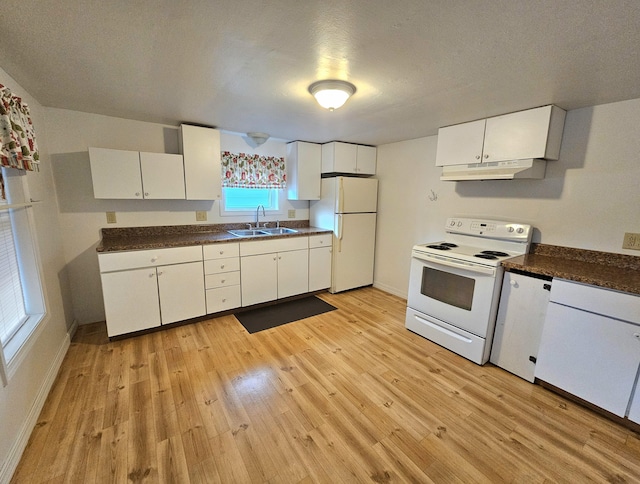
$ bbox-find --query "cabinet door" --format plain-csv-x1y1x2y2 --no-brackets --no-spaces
483,106,554,162
139,152,186,199
180,124,221,200
322,142,358,173
101,267,160,337
490,272,550,382
309,246,332,292
356,145,377,175
535,302,640,417
435,120,486,166
157,261,206,324
241,253,278,306
287,142,321,200
278,249,309,299
89,147,143,199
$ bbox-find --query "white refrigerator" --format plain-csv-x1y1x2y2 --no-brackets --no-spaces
310,176,378,293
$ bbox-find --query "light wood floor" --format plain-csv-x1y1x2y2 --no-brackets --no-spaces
12,287,640,483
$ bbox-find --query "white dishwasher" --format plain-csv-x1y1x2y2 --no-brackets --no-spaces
535,279,640,419
490,270,552,382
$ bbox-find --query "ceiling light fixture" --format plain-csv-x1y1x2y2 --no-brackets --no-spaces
308,80,356,111
245,132,270,147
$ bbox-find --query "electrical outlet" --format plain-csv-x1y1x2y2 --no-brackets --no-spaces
106,211,117,224
288,209,296,219
195,211,207,221
622,232,640,250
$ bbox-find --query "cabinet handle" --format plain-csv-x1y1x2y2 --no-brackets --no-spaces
144,192,149,197
222,298,226,302
151,257,158,262
149,273,154,278
475,155,481,160
221,279,225,283
634,333,640,340
273,256,277,260
509,280,518,287
157,271,163,276
220,264,225,269
484,154,489,159
219,250,224,255
135,192,141,197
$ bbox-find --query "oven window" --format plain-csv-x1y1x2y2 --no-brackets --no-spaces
421,267,474,311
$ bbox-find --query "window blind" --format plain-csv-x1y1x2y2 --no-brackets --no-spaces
0,200,27,345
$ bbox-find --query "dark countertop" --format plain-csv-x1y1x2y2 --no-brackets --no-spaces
96,221,332,253
502,244,640,296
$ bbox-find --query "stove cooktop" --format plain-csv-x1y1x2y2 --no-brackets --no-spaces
412,241,521,267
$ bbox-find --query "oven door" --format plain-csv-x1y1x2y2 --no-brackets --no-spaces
407,251,502,337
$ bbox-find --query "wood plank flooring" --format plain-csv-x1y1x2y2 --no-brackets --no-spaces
11,287,640,483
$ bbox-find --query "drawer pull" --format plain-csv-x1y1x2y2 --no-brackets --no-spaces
220,264,225,269
219,250,224,255
222,298,226,302
634,333,640,340
221,279,225,284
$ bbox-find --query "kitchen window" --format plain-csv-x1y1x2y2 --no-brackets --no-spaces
0,169,46,384
220,187,282,216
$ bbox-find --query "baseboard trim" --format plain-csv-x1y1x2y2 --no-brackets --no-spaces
0,332,71,484
372,281,407,300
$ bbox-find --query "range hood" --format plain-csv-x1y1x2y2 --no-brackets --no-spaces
440,159,547,181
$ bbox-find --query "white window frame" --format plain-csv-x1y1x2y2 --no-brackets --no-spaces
0,168,46,386
219,187,285,217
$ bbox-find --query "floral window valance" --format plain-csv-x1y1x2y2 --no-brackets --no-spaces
1,84,39,173
221,151,286,189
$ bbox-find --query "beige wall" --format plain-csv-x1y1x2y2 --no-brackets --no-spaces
374,98,640,298
0,68,72,482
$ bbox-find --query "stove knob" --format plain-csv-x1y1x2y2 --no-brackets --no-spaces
507,227,515,232
516,227,524,234
450,220,456,226
457,221,462,227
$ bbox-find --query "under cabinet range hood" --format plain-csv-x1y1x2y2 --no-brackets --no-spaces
440,158,547,181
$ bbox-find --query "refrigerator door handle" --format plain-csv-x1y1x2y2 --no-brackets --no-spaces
337,214,343,252
338,177,344,213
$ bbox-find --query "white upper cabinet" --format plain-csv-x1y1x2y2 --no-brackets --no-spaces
321,142,377,175
180,124,222,200
89,147,144,199
435,105,566,167
286,141,321,200
139,152,186,199
435,119,486,167
89,148,185,199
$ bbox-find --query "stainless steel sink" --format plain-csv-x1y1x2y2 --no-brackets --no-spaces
259,227,298,235
227,229,269,237
227,227,298,237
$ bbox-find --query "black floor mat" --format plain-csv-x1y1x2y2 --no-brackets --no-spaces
234,296,337,334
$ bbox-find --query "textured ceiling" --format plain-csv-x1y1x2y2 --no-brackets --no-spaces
1,1,640,146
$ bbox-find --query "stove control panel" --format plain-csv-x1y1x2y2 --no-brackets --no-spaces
446,218,532,241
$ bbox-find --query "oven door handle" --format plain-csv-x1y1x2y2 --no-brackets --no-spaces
412,252,496,276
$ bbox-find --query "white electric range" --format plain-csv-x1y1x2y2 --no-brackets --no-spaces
405,217,532,364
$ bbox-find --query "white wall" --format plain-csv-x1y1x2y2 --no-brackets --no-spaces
374,99,640,298
0,69,72,482
44,108,309,324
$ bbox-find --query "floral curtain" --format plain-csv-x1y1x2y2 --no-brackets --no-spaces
221,151,286,189
1,83,39,174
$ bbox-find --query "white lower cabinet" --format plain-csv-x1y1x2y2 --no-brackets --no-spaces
309,234,332,292
101,267,161,336
535,279,640,418
628,387,640,424
98,246,205,337
490,272,551,382
203,243,241,313
240,237,309,307
157,261,206,324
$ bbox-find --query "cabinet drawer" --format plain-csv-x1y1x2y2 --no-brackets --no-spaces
309,233,332,248
98,245,202,272
205,271,240,289
550,279,640,324
206,286,241,313
240,236,308,256
204,257,240,274
203,242,240,260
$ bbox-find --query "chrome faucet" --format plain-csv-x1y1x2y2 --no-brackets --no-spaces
256,204,265,227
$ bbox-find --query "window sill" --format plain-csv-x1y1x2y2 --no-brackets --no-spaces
2,313,47,386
